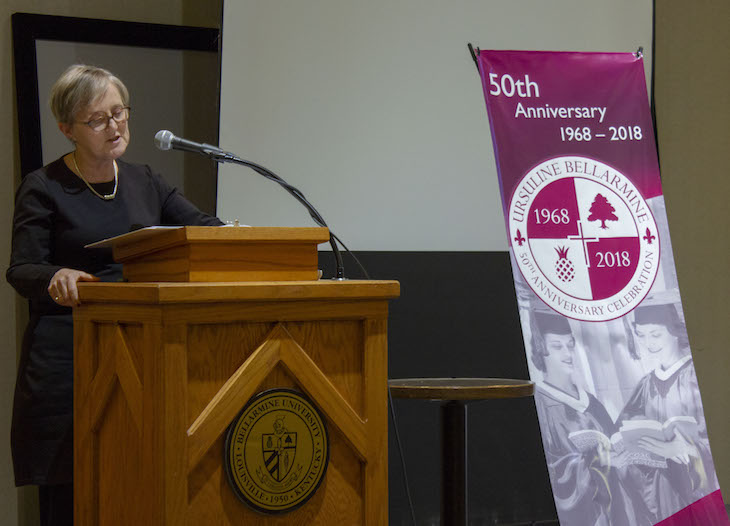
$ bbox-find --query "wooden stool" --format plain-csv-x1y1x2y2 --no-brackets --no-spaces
388,378,534,526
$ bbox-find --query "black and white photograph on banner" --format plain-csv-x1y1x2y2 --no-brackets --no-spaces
515,195,722,524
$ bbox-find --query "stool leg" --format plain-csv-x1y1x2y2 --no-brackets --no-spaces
441,401,467,526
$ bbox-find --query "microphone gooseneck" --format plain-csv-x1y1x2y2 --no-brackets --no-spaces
154,130,349,280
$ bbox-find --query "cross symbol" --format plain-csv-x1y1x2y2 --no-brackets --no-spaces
567,221,599,267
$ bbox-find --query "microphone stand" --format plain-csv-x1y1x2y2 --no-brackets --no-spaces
210,151,346,280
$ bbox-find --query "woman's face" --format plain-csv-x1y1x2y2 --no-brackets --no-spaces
60,83,130,162
634,323,678,356
542,332,575,381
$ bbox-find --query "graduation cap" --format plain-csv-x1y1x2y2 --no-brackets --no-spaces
631,299,688,346
633,303,681,327
533,311,572,336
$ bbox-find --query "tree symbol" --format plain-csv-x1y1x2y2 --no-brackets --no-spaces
587,193,618,229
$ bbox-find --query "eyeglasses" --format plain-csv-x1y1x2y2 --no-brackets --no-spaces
79,106,131,132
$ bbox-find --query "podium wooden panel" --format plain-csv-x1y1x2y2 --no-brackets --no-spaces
74,228,399,525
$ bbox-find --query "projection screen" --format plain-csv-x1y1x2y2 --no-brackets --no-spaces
217,0,653,252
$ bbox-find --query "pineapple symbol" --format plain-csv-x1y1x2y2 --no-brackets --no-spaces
554,246,575,282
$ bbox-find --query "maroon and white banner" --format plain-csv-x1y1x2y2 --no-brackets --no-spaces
476,50,728,526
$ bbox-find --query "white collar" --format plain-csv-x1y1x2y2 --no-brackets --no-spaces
539,382,590,413
653,354,692,381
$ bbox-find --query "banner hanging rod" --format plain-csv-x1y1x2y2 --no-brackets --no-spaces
468,44,644,69
467,43,480,74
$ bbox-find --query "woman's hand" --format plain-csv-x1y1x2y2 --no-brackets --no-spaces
638,430,698,464
48,268,100,306
596,440,612,468
610,448,631,468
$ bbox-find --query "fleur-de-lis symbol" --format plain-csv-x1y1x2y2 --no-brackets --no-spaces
643,228,656,244
514,229,526,246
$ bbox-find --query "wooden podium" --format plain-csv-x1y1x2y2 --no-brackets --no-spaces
74,227,399,525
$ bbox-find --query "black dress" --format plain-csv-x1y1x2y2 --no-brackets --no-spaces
6,156,223,486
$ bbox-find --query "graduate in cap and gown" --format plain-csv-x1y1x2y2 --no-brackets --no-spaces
615,302,720,523
530,311,628,526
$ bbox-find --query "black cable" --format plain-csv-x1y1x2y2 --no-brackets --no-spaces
330,232,371,280
238,157,414,524
389,388,418,526
188,145,417,525
212,152,346,279
234,151,414,526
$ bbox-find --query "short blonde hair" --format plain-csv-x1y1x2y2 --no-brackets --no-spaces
49,64,130,124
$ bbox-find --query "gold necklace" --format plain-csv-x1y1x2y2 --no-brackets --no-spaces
72,152,118,200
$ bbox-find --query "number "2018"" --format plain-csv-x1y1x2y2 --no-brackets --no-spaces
596,251,631,267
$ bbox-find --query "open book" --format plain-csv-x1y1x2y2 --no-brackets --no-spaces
618,415,698,446
568,416,698,468
567,428,620,453
84,226,181,248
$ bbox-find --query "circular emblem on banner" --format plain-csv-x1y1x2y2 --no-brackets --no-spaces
509,156,660,321
224,389,329,514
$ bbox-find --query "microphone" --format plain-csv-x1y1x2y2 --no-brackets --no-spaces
154,130,228,157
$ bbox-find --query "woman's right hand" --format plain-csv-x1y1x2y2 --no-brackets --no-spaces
637,431,697,464
48,268,100,307
596,440,612,468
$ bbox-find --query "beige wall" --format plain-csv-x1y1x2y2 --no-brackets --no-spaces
654,1,730,492
0,3,220,525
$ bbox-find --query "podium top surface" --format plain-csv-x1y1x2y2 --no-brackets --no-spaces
87,226,332,249
78,279,400,304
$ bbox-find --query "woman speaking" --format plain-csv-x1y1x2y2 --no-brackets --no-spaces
6,64,223,526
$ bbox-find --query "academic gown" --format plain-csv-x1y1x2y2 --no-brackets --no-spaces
6,156,223,485
535,383,630,526
616,355,720,524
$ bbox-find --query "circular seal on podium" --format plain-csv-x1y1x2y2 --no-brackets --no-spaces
224,388,330,514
